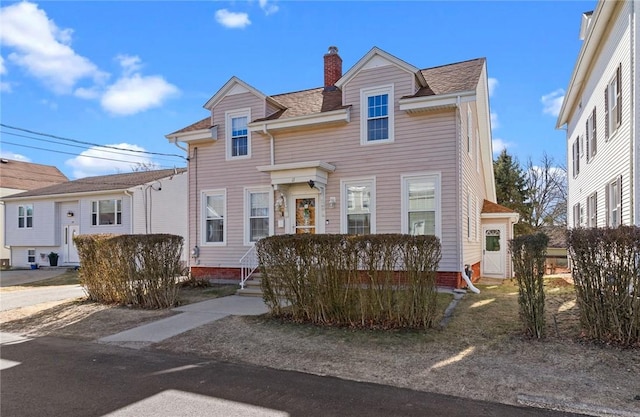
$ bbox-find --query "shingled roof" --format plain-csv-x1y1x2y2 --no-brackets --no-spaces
0,159,68,191
169,55,485,136
3,168,186,199
482,199,519,214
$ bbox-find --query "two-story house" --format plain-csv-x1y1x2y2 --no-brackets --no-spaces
557,1,639,229
2,168,188,267
0,159,68,268
167,46,518,288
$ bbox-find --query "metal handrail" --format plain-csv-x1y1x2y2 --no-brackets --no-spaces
239,245,259,289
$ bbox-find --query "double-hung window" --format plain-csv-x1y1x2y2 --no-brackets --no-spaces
226,109,251,159
606,176,622,227
204,190,225,244
27,249,36,264
586,107,597,162
361,85,394,144
245,189,270,244
18,204,33,228
605,64,622,140
572,137,580,177
587,192,597,228
342,179,375,235
91,199,122,226
402,173,440,237
572,203,581,228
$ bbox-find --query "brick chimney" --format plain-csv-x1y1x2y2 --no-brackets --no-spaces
324,46,342,91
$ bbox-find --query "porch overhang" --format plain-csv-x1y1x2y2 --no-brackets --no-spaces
257,161,336,186
481,212,520,222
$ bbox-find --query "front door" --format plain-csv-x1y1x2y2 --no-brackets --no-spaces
64,225,80,263
482,224,505,277
295,198,316,234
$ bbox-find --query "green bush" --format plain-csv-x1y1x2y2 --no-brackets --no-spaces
509,232,549,339
74,234,184,309
568,226,640,347
256,234,441,329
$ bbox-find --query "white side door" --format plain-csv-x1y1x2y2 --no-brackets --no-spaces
64,225,80,264
482,224,506,277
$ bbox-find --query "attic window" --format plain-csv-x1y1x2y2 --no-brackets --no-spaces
360,85,394,145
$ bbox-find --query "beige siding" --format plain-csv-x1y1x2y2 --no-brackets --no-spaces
567,1,633,228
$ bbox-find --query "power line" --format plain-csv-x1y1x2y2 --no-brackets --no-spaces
0,123,186,160
1,130,182,164
1,140,183,168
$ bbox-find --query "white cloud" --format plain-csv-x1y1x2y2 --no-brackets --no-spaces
0,55,6,74
0,150,30,162
116,54,142,76
259,0,279,15
488,77,498,97
101,71,179,116
65,143,157,178
0,1,107,94
0,81,12,93
215,9,251,28
490,112,499,130
541,88,565,117
492,138,512,155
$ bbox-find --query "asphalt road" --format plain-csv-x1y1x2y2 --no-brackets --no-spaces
0,335,587,417
0,285,85,311
0,268,70,287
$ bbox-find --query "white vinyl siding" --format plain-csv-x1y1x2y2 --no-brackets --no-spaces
226,108,251,160
203,190,226,245
18,204,33,228
360,85,394,144
341,178,375,235
401,173,441,238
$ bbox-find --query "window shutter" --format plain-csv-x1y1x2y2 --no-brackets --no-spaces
604,86,609,139
585,120,590,162
616,64,622,128
592,107,597,156
605,184,610,227
617,175,623,225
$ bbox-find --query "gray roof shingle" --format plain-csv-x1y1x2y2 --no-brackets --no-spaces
3,168,186,199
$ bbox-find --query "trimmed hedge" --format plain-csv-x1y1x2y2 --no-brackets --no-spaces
568,226,640,347
74,234,184,308
256,234,441,329
509,232,549,339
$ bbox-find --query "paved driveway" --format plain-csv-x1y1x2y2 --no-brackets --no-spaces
0,268,70,287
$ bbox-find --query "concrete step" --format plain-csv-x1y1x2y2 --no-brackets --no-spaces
236,287,264,297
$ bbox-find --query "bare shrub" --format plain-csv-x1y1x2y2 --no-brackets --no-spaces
74,234,184,309
256,234,441,329
568,226,640,347
509,233,549,339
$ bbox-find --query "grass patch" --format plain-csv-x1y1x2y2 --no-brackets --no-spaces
22,269,80,287
176,284,239,305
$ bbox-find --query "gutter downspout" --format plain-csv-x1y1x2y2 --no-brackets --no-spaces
124,190,133,233
455,96,480,294
263,125,275,166
171,136,191,266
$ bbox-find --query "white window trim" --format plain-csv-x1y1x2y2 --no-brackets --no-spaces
225,108,251,160
572,203,581,228
91,199,122,226
18,204,33,229
607,70,621,140
202,189,227,246
27,248,36,264
467,106,472,155
340,177,376,234
243,187,273,246
401,172,442,239
587,192,597,228
360,85,394,145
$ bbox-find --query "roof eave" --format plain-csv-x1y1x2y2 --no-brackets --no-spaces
556,1,619,129
399,91,475,113
248,108,351,133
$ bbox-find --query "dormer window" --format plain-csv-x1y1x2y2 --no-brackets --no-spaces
226,108,251,159
361,85,394,145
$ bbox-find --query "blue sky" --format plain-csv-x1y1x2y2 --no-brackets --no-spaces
0,0,593,179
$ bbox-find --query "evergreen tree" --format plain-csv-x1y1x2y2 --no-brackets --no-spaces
493,149,531,234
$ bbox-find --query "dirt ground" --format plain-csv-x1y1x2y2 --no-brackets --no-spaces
1,279,639,417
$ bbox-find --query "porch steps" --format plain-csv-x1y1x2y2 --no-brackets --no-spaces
236,274,263,298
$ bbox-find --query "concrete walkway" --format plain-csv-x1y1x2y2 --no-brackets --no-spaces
99,296,269,346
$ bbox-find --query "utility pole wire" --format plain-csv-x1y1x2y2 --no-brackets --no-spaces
0,123,186,160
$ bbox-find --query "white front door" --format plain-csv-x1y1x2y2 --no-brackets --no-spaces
64,225,80,263
482,224,505,277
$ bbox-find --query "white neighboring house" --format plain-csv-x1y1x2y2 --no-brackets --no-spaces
2,168,188,268
557,1,639,228
0,159,68,268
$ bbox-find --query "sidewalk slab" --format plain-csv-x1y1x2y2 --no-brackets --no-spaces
174,295,269,315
